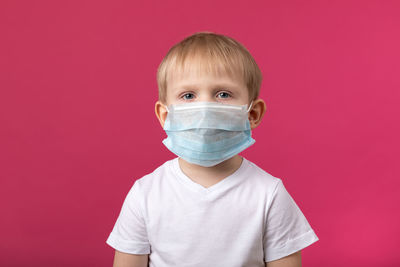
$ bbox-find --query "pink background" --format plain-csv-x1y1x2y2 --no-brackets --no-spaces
1,0,399,266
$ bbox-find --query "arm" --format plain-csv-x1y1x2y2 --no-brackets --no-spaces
112,250,149,267
266,251,302,267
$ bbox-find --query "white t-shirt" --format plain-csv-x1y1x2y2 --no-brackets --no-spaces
106,157,319,266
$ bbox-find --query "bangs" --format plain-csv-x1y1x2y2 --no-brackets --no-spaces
165,47,245,83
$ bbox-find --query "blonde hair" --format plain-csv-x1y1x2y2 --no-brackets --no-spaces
156,31,263,104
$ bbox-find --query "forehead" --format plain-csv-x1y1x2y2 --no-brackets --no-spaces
166,54,246,89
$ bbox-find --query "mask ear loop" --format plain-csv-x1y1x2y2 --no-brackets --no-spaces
246,101,254,113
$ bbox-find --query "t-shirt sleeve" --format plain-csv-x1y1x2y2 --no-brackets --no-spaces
263,179,319,262
106,180,151,254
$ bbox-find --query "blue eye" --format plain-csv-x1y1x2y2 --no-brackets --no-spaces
217,92,231,99
182,93,195,100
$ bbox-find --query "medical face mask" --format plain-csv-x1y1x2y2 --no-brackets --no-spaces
162,101,255,167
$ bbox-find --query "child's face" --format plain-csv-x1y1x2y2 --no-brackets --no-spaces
164,70,250,106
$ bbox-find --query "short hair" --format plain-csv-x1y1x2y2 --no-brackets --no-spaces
156,31,263,104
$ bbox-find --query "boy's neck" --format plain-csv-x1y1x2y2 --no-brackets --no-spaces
177,155,243,188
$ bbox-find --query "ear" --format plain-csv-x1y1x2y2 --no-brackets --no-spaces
248,98,267,130
155,100,168,128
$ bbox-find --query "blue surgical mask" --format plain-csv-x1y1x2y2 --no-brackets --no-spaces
162,101,255,167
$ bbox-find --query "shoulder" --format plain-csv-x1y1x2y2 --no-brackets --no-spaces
128,158,176,195
242,157,282,195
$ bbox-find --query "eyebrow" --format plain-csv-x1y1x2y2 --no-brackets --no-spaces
176,82,240,90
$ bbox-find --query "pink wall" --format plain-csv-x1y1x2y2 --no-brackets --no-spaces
1,1,399,266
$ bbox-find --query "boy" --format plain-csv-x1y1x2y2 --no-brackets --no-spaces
106,31,319,267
